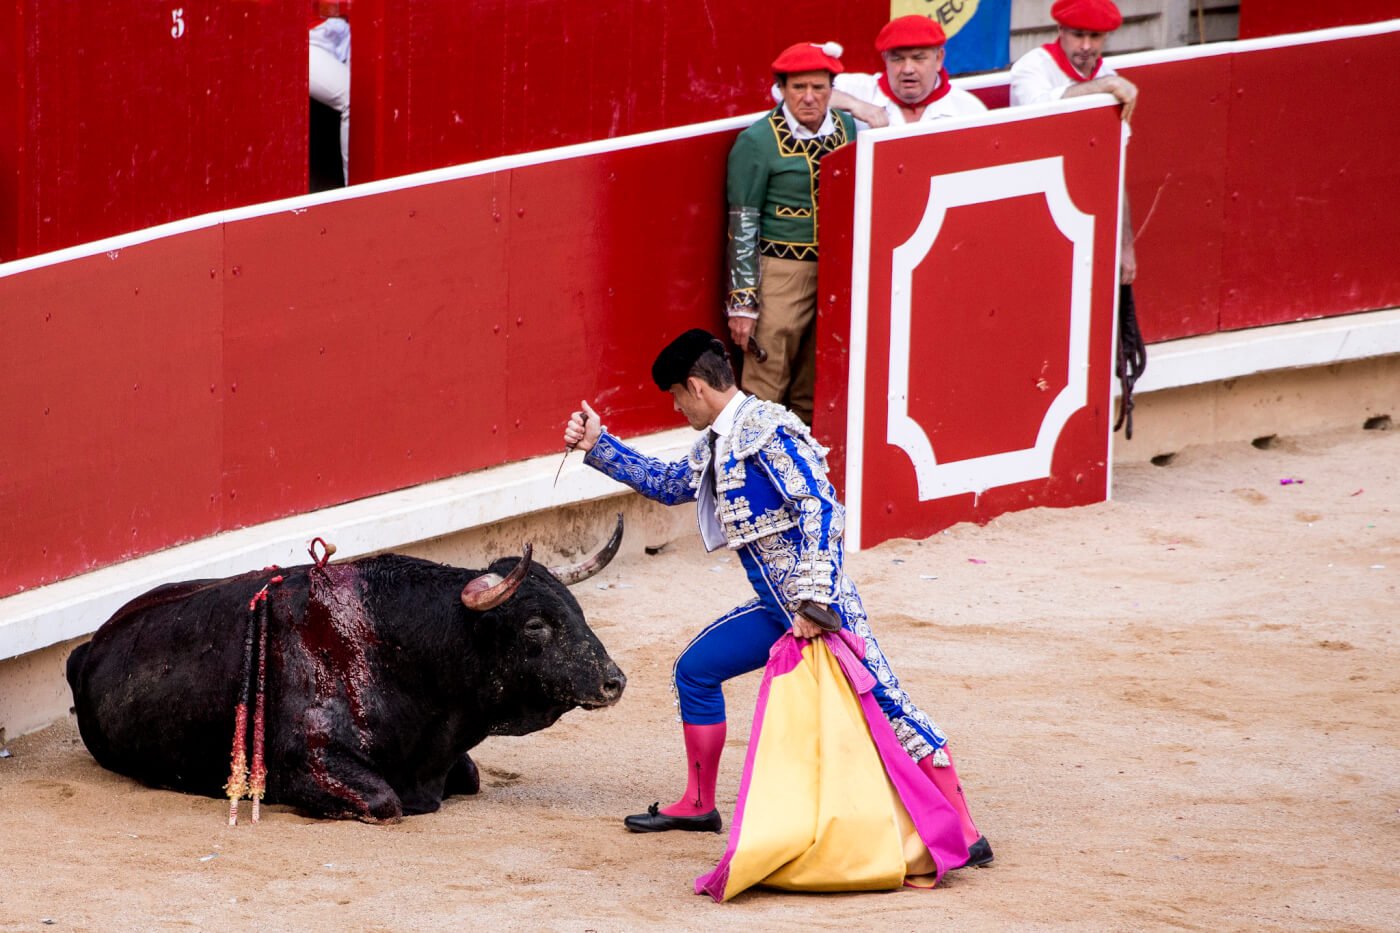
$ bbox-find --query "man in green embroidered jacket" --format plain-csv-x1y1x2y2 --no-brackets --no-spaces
726,41,855,426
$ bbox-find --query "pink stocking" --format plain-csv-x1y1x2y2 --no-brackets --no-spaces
660,721,727,817
918,746,982,846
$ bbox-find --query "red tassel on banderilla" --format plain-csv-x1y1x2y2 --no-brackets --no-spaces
226,573,279,824
225,539,335,824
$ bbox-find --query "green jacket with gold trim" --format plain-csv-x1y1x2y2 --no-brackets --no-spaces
725,107,855,313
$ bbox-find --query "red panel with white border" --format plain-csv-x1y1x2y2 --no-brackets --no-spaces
818,101,1123,551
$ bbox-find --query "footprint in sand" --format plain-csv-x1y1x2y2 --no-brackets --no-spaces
24,779,77,799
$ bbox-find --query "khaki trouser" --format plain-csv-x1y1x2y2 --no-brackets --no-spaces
742,255,818,424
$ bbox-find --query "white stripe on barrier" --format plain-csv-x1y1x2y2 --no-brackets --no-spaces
1121,307,1400,396
0,429,696,660
844,130,877,555
9,18,1396,280
0,112,759,279
1107,17,1400,69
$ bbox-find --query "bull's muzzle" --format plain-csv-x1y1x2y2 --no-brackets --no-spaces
584,664,627,709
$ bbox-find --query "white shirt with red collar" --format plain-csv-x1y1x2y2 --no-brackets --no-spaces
834,71,987,127
1009,43,1119,107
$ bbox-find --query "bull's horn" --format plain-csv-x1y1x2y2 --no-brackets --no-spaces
549,513,624,586
460,544,534,611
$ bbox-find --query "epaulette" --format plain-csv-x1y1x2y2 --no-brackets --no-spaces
730,398,828,464
686,433,711,474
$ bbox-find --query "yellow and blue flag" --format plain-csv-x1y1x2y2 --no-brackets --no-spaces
891,0,1011,75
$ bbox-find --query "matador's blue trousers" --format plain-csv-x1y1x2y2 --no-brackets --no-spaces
673,542,948,769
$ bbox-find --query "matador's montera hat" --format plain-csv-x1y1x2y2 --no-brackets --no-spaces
652,329,729,391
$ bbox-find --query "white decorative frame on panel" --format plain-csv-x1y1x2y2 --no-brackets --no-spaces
844,95,1128,552
887,156,1095,500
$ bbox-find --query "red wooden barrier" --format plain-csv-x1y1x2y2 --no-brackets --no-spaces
3,27,1398,595
0,0,307,261
1112,53,1231,341
4,232,227,581
0,127,738,597
1118,31,1400,338
1215,32,1400,329
1239,2,1397,38
347,0,886,181
0,0,890,261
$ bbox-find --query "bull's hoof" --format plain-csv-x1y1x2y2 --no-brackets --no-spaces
623,802,722,834
954,835,994,869
444,752,481,796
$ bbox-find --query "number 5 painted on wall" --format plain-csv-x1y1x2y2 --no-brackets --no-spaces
171,8,185,39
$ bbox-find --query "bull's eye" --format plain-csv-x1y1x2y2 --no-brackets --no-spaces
524,617,551,642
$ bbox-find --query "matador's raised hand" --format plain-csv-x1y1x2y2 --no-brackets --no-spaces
564,400,602,453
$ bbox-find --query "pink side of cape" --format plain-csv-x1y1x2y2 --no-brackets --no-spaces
695,631,969,902
692,632,797,901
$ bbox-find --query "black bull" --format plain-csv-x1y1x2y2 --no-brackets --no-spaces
66,518,627,822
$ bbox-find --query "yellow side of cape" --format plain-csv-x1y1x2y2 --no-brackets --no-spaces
720,639,932,899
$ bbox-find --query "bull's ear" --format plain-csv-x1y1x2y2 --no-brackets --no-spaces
548,513,624,586
461,544,533,611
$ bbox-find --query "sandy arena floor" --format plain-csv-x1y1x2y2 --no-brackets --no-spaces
1,425,1397,932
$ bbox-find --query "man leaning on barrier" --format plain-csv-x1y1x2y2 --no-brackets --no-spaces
726,41,854,426
828,15,988,130
1010,0,1147,433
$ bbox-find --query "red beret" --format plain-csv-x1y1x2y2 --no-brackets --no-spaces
1051,0,1123,32
771,41,845,75
875,15,947,52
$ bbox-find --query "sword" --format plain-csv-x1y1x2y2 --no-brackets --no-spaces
553,408,591,488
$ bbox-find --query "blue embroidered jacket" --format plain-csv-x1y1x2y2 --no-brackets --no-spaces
584,396,845,612
585,395,951,762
